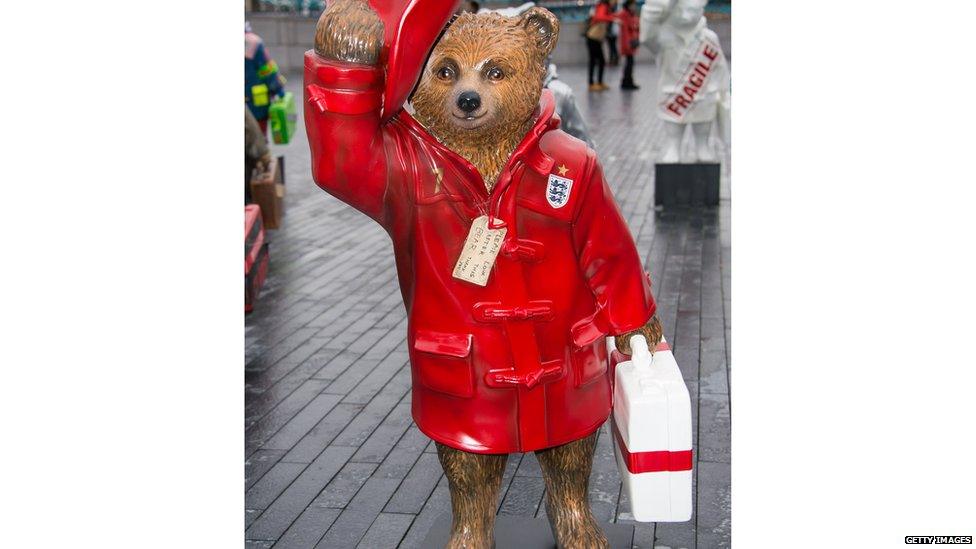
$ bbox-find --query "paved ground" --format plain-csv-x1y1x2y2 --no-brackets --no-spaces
245,61,731,548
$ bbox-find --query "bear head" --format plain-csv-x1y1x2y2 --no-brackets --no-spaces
411,7,560,186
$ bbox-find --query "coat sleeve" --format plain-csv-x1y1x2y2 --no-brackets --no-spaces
571,153,656,336
303,51,389,225
591,3,617,23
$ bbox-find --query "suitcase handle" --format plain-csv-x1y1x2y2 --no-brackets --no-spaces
629,334,653,372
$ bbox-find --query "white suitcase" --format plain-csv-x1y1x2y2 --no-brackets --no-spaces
608,334,693,522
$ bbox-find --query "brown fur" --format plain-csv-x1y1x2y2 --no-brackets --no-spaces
615,314,665,355
436,443,508,549
536,433,609,548
314,0,384,65
438,433,609,549
411,9,559,190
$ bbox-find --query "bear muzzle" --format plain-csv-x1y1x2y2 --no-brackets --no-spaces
457,91,482,115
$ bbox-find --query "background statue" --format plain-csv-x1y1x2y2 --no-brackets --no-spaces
641,0,730,163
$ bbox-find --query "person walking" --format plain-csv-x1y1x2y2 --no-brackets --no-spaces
245,107,272,204
245,21,285,135
585,0,615,91
618,0,641,89
605,0,620,66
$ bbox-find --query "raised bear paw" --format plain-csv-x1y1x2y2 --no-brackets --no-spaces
314,0,384,66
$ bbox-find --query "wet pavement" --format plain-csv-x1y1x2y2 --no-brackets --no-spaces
245,61,731,548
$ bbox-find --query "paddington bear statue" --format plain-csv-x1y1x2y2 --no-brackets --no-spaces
305,1,663,546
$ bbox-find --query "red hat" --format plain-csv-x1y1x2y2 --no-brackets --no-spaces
368,0,461,121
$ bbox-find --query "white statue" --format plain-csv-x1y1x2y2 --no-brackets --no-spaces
641,0,730,163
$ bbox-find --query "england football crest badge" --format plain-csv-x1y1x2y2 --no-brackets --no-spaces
546,174,574,209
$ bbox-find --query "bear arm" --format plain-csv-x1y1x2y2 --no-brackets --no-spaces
304,52,390,224
571,153,657,338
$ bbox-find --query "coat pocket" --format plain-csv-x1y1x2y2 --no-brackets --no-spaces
570,341,608,388
413,330,475,398
570,308,610,387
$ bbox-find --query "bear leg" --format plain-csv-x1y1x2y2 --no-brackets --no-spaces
536,432,610,549
436,443,508,549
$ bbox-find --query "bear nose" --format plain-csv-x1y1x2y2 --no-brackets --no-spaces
457,91,481,114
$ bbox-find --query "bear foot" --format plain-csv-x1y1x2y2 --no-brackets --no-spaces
445,522,495,549
545,504,610,549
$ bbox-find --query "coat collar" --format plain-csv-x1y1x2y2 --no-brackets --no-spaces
508,90,559,176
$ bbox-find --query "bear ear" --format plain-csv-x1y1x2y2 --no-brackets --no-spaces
521,7,560,57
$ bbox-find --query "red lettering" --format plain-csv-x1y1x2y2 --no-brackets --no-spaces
689,74,704,87
703,45,718,60
675,96,690,108
683,86,698,100
697,60,712,74
666,102,683,116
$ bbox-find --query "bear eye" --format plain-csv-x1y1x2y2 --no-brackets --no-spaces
487,67,504,81
436,66,456,81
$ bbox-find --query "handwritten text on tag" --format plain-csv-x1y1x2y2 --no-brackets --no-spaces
452,215,507,286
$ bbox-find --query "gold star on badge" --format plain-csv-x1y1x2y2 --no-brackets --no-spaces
557,164,569,176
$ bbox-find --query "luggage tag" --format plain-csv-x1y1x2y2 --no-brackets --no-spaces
452,215,507,287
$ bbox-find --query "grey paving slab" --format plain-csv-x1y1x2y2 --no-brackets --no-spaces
313,461,378,509
246,378,332,456
695,461,732,548
260,393,343,451
384,452,443,515
282,402,365,464
495,454,524,512
357,513,416,549
397,476,452,549
351,400,414,463
374,426,431,480
245,461,306,510
244,62,731,548
514,451,543,478
245,508,261,531
275,504,342,549
497,474,546,516
698,392,731,464
314,477,402,548
245,445,356,541
245,449,287,490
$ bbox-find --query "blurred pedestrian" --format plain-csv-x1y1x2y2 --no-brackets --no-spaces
585,0,615,91
245,21,285,135
606,0,620,66
618,0,641,89
245,107,272,204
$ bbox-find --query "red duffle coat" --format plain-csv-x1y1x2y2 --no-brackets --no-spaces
304,52,656,454
618,9,640,57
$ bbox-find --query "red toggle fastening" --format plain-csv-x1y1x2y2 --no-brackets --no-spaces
484,363,563,389
501,239,545,262
305,84,382,115
473,301,554,322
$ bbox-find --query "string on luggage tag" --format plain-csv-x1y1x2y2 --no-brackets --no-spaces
486,162,526,230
